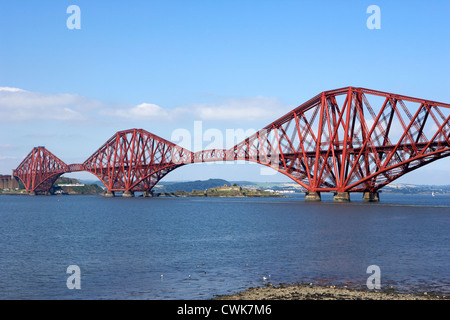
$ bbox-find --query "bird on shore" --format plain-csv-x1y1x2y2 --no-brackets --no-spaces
263,274,271,281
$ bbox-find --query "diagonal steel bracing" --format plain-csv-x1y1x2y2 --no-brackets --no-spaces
13,87,450,196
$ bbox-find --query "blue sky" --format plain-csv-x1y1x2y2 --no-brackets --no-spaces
0,0,449,184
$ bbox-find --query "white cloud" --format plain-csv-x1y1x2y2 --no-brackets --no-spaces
109,103,172,120
0,87,102,122
105,96,292,122
0,87,292,125
191,96,291,121
0,87,26,93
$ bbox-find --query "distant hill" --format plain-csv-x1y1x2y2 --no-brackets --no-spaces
56,177,81,185
229,181,258,186
75,178,234,192
382,184,450,195
78,179,107,188
154,178,231,193
57,177,450,195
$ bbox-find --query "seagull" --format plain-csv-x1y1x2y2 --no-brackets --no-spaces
263,276,268,281
188,274,191,280
160,274,163,279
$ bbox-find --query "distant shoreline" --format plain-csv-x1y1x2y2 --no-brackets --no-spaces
2,190,450,197
149,192,287,198
2,176,449,196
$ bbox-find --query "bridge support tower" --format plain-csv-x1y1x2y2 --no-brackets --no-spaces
333,192,351,202
122,191,134,198
363,191,380,202
305,191,321,202
103,191,115,198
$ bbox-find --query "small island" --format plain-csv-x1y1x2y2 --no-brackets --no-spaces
52,177,104,195
151,184,286,198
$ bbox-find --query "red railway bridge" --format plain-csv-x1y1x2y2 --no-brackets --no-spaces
12,87,450,201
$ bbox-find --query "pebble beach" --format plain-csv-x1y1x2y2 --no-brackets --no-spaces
216,283,448,300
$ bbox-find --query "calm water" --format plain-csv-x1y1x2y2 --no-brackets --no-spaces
0,193,449,299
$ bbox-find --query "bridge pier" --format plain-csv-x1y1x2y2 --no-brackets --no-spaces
305,191,321,202
122,191,134,198
333,192,350,202
363,191,380,202
28,191,37,196
103,191,115,198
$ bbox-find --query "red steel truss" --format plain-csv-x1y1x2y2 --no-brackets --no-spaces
13,147,68,193
82,128,192,193
12,87,450,197
228,87,450,194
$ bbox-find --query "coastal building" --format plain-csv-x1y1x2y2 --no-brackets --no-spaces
214,184,242,192
0,174,20,190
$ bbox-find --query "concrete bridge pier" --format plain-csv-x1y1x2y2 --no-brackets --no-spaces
29,191,37,196
363,191,380,202
103,191,115,198
122,190,134,198
333,192,351,202
305,191,321,202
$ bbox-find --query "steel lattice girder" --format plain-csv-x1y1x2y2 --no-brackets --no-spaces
13,147,68,192
13,87,450,194
229,87,450,192
82,128,192,192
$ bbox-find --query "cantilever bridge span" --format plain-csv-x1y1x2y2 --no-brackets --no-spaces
12,87,450,201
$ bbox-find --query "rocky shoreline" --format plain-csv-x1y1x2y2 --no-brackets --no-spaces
215,283,448,300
